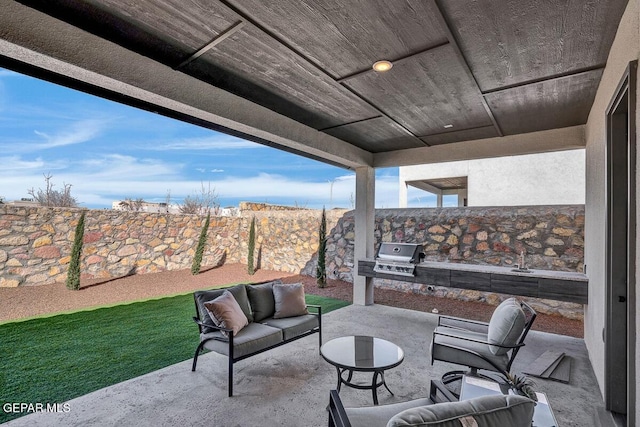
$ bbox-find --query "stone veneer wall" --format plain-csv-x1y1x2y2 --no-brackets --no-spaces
0,204,585,319
303,205,586,319
304,205,585,282
0,205,343,287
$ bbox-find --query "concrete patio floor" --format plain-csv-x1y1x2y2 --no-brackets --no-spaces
5,304,602,426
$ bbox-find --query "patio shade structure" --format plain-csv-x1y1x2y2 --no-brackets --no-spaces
0,0,637,425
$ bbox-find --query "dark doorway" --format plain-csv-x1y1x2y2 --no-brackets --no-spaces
605,60,636,425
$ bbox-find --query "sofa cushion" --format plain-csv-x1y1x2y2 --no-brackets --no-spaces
273,283,308,319
261,314,319,340
202,322,283,358
204,290,249,337
387,395,534,427
246,280,282,322
431,327,509,372
195,284,253,333
487,298,526,356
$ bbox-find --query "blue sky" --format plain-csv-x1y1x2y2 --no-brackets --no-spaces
0,68,436,209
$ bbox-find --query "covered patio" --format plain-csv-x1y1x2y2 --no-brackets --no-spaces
0,0,638,425
4,304,600,426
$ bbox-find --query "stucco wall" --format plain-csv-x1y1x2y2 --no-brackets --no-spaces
584,0,639,406
399,149,586,207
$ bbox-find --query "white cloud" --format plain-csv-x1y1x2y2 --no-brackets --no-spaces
146,135,262,151
211,169,224,173
0,119,107,153
33,119,106,149
195,168,206,173
0,153,401,210
0,156,54,172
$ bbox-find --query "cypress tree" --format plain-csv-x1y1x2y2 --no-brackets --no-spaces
316,207,327,288
191,213,210,275
247,216,256,275
66,211,85,290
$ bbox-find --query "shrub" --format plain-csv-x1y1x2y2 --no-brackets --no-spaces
28,173,78,207
316,207,327,288
66,211,85,290
247,216,256,275
191,213,210,275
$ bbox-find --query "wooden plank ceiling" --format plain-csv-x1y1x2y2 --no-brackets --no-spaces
18,0,628,153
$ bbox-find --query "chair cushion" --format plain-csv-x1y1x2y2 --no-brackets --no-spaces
246,280,281,322
202,322,283,358
261,314,319,340
273,283,309,319
195,284,253,333
203,290,249,337
345,398,433,427
387,395,534,427
487,298,526,356
431,327,509,372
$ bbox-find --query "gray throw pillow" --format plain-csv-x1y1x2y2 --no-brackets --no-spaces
203,290,249,337
387,395,534,427
246,280,282,322
194,284,253,333
487,298,526,356
273,283,308,319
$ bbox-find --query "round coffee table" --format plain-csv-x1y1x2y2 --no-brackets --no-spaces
320,335,404,405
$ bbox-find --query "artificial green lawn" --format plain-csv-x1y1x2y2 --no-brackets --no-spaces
0,291,349,423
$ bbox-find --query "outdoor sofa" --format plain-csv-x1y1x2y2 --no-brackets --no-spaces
191,279,321,396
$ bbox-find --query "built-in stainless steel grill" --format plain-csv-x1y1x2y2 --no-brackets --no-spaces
373,242,424,277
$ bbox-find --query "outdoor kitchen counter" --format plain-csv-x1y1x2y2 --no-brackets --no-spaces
358,259,588,304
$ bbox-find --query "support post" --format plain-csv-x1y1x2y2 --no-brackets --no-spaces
354,166,375,305
398,181,408,208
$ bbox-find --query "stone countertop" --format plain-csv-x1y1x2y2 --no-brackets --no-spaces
362,259,588,282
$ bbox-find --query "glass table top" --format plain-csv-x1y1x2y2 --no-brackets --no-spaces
320,336,404,370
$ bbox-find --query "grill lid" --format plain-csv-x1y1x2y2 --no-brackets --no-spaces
376,243,423,263
373,243,424,277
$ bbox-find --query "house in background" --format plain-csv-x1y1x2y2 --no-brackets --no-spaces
399,149,586,207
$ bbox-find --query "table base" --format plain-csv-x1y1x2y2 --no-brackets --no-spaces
334,366,394,405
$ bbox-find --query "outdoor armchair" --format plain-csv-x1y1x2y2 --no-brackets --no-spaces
430,298,537,386
327,388,535,427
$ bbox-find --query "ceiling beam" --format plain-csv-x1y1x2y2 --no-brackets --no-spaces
373,125,586,168
217,0,426,147
318,116,382,132
481,64,607,96
175,20,245,70
0,0,372,170
432,0,504,137
406,180,445,195
335,40,450,83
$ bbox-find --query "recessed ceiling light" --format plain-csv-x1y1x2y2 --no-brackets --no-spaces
444,124,454,129
372,60,393,72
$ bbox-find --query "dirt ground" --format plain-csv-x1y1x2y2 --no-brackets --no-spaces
0,264,583,338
